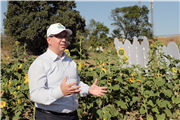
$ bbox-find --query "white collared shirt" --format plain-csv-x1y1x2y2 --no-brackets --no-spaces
28,48,90,113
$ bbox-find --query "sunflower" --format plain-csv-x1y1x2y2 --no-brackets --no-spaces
172,67,177,73
78,62,81,70
18,99,21,104
24,73,29,84
123,55,129,62
82,62,86,67
101,68,107,74
117,48,125,56
130,72,137,77
1,101,6,108
8,81,11,88
99,61,105,67
127,78,135,83
18,86,20,90
89,68,93,71
18,64,22,69
6,56,10,61
64,49,70,57
137,79,142,82
15,41,20,44
1,90,4,96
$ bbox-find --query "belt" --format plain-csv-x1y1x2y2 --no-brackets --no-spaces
36,107,76,116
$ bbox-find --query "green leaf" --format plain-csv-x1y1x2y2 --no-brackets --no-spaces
117,100,127,109
103,113,111,120
152,106,159,114
96,99,102,108
154,80,165,87
113,84,120,90
124,86,128,90
167,103,173,109
81,54,86,59
144,90,154,97
13,111,21,120
172,95,180,104
86,72,94,77
167,83,174,89
147,100,154,107
147,115,153,120
140,106,146,114
163,89,172,98
164,108,172,117
156,100,168,108
110,106,118,117
120,88,124,93
103,105,111,111
132,96,141,103
131,83,138,88
70,55,78,59
155,114,165,120
97,109,103,119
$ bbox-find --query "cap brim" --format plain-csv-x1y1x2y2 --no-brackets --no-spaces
63,29,72,35
48,29,72,37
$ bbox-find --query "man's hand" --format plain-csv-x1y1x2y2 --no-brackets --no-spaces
60,76,81,96
89,78,107,97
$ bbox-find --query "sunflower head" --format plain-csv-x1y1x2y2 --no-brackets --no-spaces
64,49,70,57
78,62,81,70
101,68,107,74
117,48,125,56
123,55,129,62
1,90,4,96
1,101,6,108
172,67,177,73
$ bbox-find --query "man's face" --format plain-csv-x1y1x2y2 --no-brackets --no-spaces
47,31,68,55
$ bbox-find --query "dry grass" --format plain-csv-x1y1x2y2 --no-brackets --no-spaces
149,36,180,46
1,33,15,58
1,36,180,59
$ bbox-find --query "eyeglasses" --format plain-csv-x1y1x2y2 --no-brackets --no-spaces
49,34,68,39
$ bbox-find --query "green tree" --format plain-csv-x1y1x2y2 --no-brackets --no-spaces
87,19,110,49
3,1,85,55
110,5,152,40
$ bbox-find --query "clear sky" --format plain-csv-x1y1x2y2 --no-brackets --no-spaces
1,0,180,37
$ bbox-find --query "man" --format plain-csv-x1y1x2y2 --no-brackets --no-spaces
28,23,107,120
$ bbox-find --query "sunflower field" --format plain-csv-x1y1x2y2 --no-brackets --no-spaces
1,40,180,120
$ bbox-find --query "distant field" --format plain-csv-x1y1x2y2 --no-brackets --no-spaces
154,36,180,46
1,36,180,59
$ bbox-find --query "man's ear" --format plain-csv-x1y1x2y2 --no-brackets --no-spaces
47,37,51,46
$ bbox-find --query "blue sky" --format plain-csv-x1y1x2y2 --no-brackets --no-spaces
1,0,180,37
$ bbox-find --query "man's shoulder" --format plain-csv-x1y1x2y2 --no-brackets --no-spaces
32,52,52,65
65,55,76,63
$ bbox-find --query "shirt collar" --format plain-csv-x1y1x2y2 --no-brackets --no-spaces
47,48,67,61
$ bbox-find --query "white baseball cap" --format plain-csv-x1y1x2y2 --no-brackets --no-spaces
47,23,72,37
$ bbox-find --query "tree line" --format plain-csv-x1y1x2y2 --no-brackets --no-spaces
3,1,153,55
